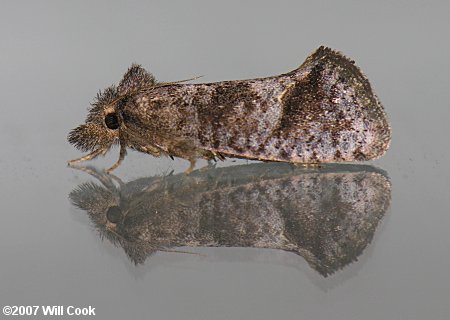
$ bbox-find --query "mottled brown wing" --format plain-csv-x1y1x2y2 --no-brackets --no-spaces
192,47,391,163
120,47,390,164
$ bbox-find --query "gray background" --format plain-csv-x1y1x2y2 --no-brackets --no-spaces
1,1,449,319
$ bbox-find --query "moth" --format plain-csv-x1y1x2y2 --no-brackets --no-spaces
68,46,391,173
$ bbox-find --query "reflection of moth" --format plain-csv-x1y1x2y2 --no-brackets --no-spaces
68,47,391,173
70,163,391,276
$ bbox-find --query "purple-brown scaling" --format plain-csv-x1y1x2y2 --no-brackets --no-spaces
68,46,391,173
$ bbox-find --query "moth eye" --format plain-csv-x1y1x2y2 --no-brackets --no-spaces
106,206,122,223
105,112,120,130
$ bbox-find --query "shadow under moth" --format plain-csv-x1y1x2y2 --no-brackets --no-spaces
68,46,391,173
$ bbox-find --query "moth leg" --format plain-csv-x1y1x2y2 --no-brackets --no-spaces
106,145,127,173
185,159,196,175
216,152,226,161
68,148,106,165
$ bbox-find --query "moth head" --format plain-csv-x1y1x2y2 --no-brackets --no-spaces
68,64,156,152
68,85,121,152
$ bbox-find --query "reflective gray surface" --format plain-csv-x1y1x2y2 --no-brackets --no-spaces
1,1,449,319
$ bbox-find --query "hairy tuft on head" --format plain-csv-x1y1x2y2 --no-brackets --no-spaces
68,123,114,152
117,64,156,95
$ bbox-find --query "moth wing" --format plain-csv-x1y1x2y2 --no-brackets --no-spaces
202,46,391,163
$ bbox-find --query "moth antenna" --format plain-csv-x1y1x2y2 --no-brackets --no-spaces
107,74,205,101
136,75,205,94
158,74,204,85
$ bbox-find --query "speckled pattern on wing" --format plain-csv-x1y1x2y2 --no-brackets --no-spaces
121,47,390,163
